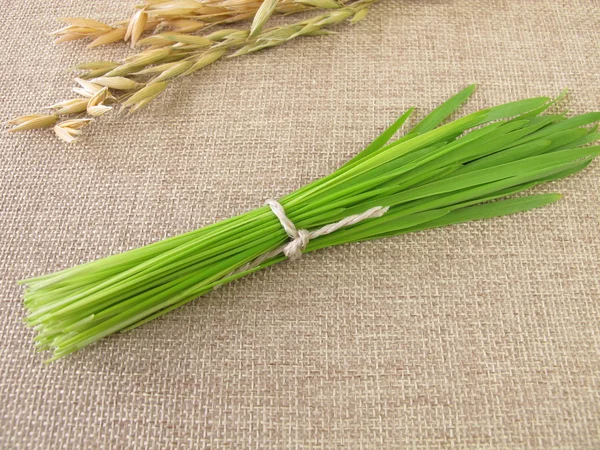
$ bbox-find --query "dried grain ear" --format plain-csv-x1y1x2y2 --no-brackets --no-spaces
54,34,86,44
105,48,172,77
87,87,113,117
47,98,89,116
152,61,194,82
73,78,105,98
158,33,214,46
53,118,94,143
350,8,369,23
183,49,227,76
125,7,148,47
73,61,119,72
166,19,205,33
133,62,181,76
88,28,127,48
121,81,168,113
250,0,280,38
7,114,59,131
297,0,344,7
91,77,140,90
58,17,112,30
144,0,201,17
10,0,383,140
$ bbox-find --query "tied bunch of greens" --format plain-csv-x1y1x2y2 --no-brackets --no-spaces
22,86,599,361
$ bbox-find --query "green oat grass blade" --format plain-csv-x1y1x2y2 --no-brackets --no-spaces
19,87,599,361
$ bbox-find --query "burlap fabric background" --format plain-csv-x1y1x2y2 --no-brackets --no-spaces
1,1,599,448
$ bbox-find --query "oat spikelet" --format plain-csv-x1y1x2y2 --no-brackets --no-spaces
58,17,112,31
152,60,194,82
250,0,280,38
88,28,127,48
53,119,94,144
121,82,168,114
158,33,214,46
125,7,148,47
73,61,119,72
105,48,172,76
51,18,112,44
161,19,206,33
87,87,113,117
349,7,368,23
6,114,59,132
298,0,343,7
90,77,141,90
183,48,227,75
47,98,89,116
132,61,182,76
73,78,106,98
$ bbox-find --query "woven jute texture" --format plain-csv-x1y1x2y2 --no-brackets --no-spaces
1,1,599,448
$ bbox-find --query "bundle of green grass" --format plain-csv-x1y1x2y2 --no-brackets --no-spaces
22,85,599,361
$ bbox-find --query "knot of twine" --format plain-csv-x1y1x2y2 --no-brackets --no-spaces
216,200,389,286
264,199,389,260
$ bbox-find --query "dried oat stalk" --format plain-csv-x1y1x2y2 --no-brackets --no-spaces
8,0,379,143
53,0,349,48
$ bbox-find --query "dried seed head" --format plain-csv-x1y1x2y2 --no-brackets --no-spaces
222,11,257,24
73,78,105,98
297,0,343,7
81,68,116,79
47,98,89,116
350,8,369,23
90,77,140,90
73,61,119,71
52,0,349,49
302,29,337,37
53,118,94,144
125,7,148,47
205,28,245,42
126,47,172,65
58,17,112,31
164,19,205,33
315,8,354,26
289,23,321,39
122,81,168,112
87,87,113,117
250,0,279,38
87,28,127,48
183,48,227,75
51,24,105,38
7,114,58,132
87,105,113,117
105,48,172,77
157,33,213,46
152,60,194,82
144,0,202,17
125,97,154,115
132,61,180,76
136,35,174,47
54,34,88,44
259,26,298,42
15,0,382,143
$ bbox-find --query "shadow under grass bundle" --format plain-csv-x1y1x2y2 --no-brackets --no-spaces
21,85,600,361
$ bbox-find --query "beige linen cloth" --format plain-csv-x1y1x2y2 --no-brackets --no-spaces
0,1,599,448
